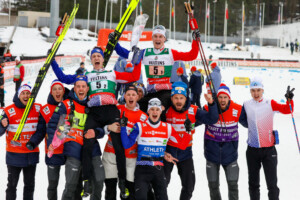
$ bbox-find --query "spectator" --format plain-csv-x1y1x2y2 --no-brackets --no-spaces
206,62,221,95
75,62,87,75
0,58,4,108
290,42,294,55
170,61,187,83
4,49,12,62
13,56,24,92
295,39,299,52
189,66,204,108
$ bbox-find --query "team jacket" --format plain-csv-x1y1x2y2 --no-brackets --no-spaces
121,120,191,166
47,89,104,161
13,63,24,81
0,93,42,167
239,98,294,148
104,104,148,158
29,90,69,166
204,101,242,165
51,60,142,106
115,40,199,93
165,100,219,162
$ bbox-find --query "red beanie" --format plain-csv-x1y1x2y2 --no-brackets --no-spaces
191,66,197,72
177,67,184,74
211,62,217,69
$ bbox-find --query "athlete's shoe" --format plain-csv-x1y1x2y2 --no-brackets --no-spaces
81,180,92,198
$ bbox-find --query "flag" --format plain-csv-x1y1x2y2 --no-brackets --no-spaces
226,7,229,20
278,7,280,23
140,0,143,15
242,6,245,22
126,0,129,8
259,5,261,22
156,0,159,16
206,4,210,19
172,7,174,17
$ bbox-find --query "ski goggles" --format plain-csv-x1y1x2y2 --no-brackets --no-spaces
152,25,166,37
147,98,162,112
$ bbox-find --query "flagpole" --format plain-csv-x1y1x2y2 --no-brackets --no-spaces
242,1,245,46
208,3,210,43
277,6,280,47
73,0,76,28
104,0,108,28
205,0,207,43
153,0,156,28
120,0,123,21
169,0,172,39
8,0,11,25
110,0,113,29
87,0,91,30
157,0,160,26
173,0,176,40
280,2,283,47
223,1,227,44
95,0,99,37
262,2,265,46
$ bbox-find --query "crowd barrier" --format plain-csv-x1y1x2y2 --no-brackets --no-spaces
2,55,85,83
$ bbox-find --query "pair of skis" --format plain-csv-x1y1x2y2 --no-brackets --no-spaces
11,5,79,145
13,1,140,145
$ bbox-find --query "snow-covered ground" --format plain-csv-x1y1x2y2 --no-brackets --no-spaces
0,26,299,199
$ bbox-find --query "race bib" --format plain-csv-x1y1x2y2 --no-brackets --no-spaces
149,66,165,76
91,80,108,90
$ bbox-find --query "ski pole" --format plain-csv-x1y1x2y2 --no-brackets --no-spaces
288,99,300,154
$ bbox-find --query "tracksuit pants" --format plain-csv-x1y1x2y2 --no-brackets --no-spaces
15,80,22,92
164,158,195,200
191,92,201,108
6,165,36,200
82,105,125,183
62,156,105,200
134,165,168,200
206,160,239,200
0,88,4,107
246,146,279,200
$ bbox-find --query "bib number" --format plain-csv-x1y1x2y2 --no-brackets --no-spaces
91,81,108,90
149,66,164,76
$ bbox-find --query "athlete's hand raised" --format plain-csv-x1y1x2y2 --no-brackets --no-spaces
204,93,214,104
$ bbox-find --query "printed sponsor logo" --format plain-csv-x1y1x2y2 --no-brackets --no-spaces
232,109,238,117
188,107,194,115
145,130,166,136
140,114,147,122
8,108,15,116
43,106,50,115
35,105,40,112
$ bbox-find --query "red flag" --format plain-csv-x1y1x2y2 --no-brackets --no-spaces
156,1,159,16
172,7,174,17
226,8,229,19
206,4,210,19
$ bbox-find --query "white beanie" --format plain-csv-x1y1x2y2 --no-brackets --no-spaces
152,25,166,38
250,76,264,89
18,84,32,98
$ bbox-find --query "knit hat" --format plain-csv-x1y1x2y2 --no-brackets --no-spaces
171,81,187,97
133,82,145,95
18,84,31,98
211,62,217,69
75,74,88,84
250,76,264,89
152,25,166,38
177,67,184,74
148,98,162,112
90,47,104,58
217,83,231,99
15,56,20,61
191,66,197,72
50,79,65,93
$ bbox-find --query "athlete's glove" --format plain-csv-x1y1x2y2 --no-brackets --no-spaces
26,141,35,151
120,112,128,127
192,30,201,41
184,114,192,133
131,45,143,65
285,85,295,100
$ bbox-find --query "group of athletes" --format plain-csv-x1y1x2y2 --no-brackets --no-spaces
0,24,295,200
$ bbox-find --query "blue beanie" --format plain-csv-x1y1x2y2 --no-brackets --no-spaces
75,74,88,84
171,81,187,97
91,47,104,58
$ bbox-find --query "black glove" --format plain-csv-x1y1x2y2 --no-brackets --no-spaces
26,141,35,151
109,32,115,41
184,114,192,133
192,30,201,40
120,112,128,127
285,85,295,100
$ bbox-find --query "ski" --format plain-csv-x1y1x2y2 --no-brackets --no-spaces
12,4,79,144
103,0,140,68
